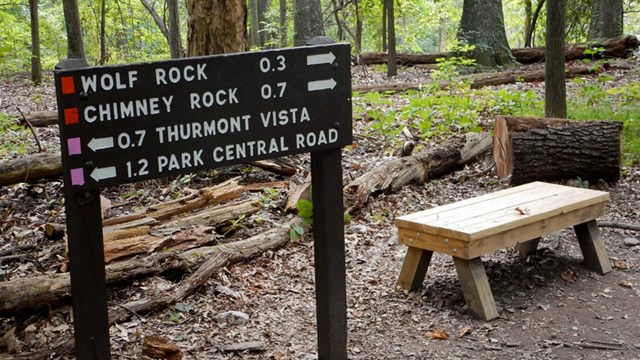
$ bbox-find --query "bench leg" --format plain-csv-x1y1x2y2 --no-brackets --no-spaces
574,220,612,274
453,257,499,321
397,247,433,291
514,237,541,259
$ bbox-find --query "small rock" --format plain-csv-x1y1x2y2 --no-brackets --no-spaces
213,311,250,325
623,238,640,247
0,270,5,281
346,225,368,234
387,234,399,245
222,341,265,353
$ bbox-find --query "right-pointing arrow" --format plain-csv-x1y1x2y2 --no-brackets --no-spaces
87,136,115,152
307,52,336,66
90,166,117,182
308,78,337,92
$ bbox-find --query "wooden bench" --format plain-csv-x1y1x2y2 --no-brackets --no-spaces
395,181,612,321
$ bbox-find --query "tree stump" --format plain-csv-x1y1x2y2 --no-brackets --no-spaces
493,116,622,185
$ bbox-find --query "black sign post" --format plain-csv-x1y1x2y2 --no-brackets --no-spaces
55,44,351,359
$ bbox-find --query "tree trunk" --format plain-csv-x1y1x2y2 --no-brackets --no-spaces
545,0,566,118
344,133,492,213
250,0,260,47
293,0,324,46
457,0,517,68
187,0,247,55
168,0,183,58
61,0,86,63
588,0,623,42
279,0,287,47
29,0,42,84
357,35,640,66
381,0,387,52
493,116,622,185
386,0,397,77
99,0,106,64
524,0,532,47
525,0,545,47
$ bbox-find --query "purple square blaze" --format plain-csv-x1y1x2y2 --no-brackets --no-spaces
70,168,85,186
67,137,82,155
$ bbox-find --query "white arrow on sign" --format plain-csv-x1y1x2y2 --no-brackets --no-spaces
306,52,336,66
87,137,115,152
90,166,117,182
307,78,337,92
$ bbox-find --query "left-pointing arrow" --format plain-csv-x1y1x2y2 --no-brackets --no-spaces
90,166,117,182
307,78,337,92
87,137,115,152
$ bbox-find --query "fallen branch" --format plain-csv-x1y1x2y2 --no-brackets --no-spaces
344,132,492,213
598,221,640,231
0,221,296,314
353,65,602,94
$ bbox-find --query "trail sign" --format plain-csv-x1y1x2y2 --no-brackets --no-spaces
55,44,352,191
55,43,351,360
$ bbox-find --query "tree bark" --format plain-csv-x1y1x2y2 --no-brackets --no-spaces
168,0,183,58
386,0,397,77
279,0,287,47
29,0,42,83
457,0,517,68
344,132,492,213
187,0,247,55
0,153,61,187
357,35,640,66
493,116,622,185
545,0,566,118
588,0,623,42
293,0,324,46
61,0,86,63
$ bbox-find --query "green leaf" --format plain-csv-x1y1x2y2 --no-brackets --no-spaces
296,199,313,218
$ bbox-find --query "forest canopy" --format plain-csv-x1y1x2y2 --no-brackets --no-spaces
1,0,639,75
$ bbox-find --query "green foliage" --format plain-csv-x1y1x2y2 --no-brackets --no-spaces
568,78,640,165
259,188,280,209
0,113,31,156
295,199,313,219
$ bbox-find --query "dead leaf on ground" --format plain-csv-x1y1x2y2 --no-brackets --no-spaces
425,328,449,340
619,280,633,288
613,259,629,269
561,270,577,283
458,325,472,338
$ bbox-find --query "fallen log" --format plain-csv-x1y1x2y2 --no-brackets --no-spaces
344,132,492,213
493,116,622,185
357,35,639,66
0,221,295,314
16,110,57,127
0,153,61,187
353,64,601,94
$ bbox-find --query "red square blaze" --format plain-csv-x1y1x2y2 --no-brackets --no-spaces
64,108,79,125
61,76,76,94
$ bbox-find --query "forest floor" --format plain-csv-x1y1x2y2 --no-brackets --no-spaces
1,57,640,360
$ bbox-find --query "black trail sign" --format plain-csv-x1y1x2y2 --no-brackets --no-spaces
55,44,351,191
55,43,351,360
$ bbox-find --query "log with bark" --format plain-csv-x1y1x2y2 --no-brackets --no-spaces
0,152,293,187
354,64,603,94
356,35,639,66
0,220,296,314
344,132,492,213
16,110,58,127
0,153,61,187
493,116,622,185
